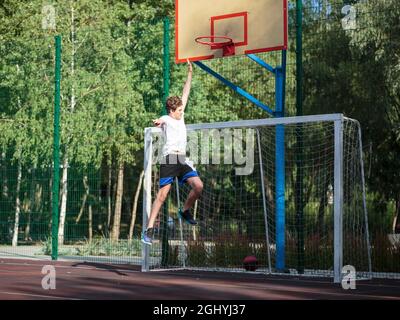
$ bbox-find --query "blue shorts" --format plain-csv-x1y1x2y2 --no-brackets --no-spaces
159,154,198,188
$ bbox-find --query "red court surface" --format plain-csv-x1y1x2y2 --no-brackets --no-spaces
0,258,399,300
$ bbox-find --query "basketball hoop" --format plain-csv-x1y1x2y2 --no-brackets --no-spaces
195,36,235,57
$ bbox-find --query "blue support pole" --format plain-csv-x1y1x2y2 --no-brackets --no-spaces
275,50,287,271
281,50,287,113
246,54,276,74
194,50,287,272
194,61,274,115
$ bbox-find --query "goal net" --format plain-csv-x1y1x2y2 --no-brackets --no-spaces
142,114,372,283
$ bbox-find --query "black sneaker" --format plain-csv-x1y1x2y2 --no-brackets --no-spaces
141,228,154,245
178,209,197,225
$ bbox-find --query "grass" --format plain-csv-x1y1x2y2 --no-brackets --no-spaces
74,237,141,257
40,237,142,257
40,237,76,256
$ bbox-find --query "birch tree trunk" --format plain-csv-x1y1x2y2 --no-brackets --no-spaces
88,203,93,242
75,175,89,224
128,170,144,242
12,161,22,247
12,68,23,247
1,151,8,199
58,2,76,245
25,166,36,241
49,169,53,233
107,164,112,232
58,156,68,245
111,162,124,242
24,196,31,241
34,181,43,231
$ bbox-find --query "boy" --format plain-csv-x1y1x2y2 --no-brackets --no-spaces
142,60,203,245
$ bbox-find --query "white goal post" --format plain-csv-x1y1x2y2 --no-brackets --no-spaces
142,114,372,283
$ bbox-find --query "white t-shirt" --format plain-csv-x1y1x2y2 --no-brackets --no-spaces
160,114,187,156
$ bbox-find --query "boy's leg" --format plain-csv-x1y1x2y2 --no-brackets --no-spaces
142,184,172,245
147,184,172,229
178,176,203,225
183,176,203,211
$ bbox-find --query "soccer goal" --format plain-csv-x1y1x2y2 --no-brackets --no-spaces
142,114,372,283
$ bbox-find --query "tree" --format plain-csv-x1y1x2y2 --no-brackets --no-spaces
0,0,55,245
301,0,400,233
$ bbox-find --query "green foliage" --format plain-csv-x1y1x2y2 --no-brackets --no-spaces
187,236,267,270
40,237,52,256
370,232,400,273
210,234,257,268
40,237,75,256
186,240,210,267
75,237,141,256
167,245,180,267
302,0,400,210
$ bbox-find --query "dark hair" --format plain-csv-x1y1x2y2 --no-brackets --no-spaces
166,96,182,113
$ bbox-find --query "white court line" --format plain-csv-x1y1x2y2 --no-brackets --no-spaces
0,260,141,274
155,270,400,290
152,276,400,300
0,291,82,300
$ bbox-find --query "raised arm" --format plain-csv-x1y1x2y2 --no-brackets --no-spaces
153,117,165,128
181,60,193,111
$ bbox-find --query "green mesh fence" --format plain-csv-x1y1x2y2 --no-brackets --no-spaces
299,0,400,278
0,28,55,258
0,1,399,277
0,5,166,263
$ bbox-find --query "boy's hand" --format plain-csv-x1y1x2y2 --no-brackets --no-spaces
153,118,164,127
187,59,192,73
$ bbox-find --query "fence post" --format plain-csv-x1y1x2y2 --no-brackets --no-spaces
161,17,171,267
51,35,61,260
